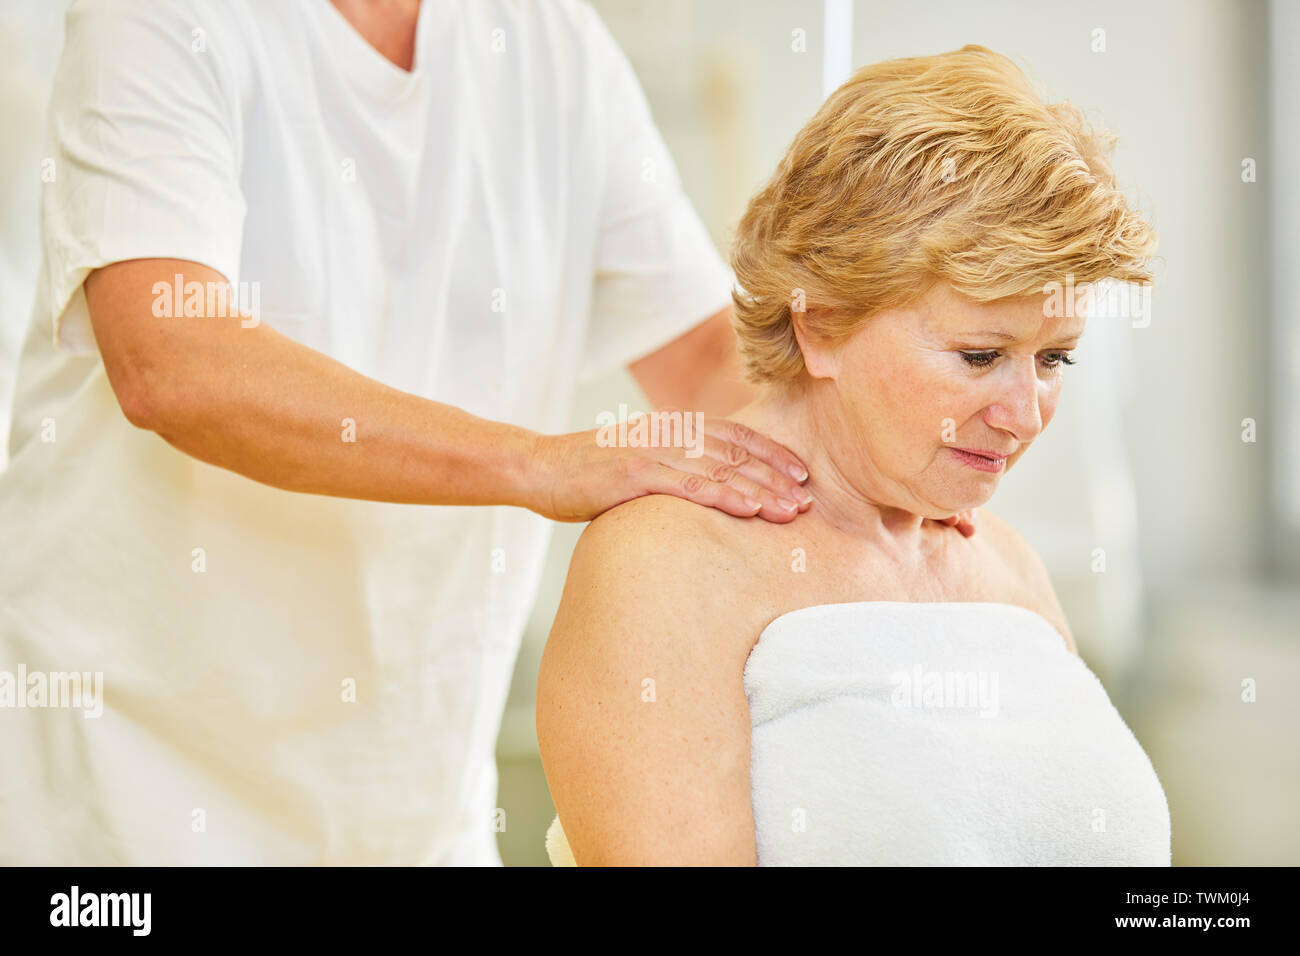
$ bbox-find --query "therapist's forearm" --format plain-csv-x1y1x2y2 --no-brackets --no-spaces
146,325,539,508
86,261,539,508
87,259,814,524
628,305,758,416
690,333,758,416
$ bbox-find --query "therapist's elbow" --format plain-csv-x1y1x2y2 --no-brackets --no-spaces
92,333,172,431
101,348,190,434
120,366,218,439
85,259,227,435
114,376,167,431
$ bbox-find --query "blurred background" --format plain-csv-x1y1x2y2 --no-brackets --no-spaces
3,0,1296,866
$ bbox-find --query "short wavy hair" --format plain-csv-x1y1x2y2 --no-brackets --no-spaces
729,44,1157,384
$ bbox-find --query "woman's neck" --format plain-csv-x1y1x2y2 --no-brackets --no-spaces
727,380,940,543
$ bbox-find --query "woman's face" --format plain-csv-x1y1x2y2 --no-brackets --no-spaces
811,281,1087,516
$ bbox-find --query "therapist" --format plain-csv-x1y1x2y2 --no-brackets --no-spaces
0,0,968,865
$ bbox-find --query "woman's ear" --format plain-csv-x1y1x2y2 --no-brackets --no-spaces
791,306,841,380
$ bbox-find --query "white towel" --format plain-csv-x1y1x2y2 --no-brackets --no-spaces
546,600,1171,866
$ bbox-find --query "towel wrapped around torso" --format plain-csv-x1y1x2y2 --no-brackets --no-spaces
546,601,1171,865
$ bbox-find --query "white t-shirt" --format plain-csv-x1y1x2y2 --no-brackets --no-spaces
0,0,732,864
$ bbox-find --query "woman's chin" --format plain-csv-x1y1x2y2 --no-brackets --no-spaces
932,491,996,517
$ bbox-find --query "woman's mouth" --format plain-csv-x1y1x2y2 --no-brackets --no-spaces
949,447,1007,473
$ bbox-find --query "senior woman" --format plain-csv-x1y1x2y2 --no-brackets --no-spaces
536,44,1170,866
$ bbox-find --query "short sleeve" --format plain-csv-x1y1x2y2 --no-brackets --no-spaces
41,0,247,352
577,3,735,385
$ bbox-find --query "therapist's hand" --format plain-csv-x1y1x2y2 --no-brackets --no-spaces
528,411,812,523
937,510,976,537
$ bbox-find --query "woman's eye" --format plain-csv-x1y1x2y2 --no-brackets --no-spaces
960,351,999,368
1041,351,1077,369
960,351,1077,370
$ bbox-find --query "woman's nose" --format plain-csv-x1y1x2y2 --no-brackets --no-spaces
986,358,1045,440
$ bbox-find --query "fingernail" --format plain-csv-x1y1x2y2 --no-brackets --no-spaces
743,497,762,511
789,464,808,481
794,488,813,506
778,498,798,512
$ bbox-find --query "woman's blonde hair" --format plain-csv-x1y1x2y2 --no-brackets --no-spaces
729,44,1157,384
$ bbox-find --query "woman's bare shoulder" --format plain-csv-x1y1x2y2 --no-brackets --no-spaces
538,494,762,864
969,506,1023,562
577,493,748,568
555,494,765,657
973,507,1078,655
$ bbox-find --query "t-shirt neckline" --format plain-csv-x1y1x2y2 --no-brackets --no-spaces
313,0,433,99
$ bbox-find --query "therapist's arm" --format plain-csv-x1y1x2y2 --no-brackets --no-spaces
627,305,754,416
85,258,812,522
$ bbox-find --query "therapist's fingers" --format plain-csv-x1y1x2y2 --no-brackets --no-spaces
699,415,809,488
935,509,976,537
652,431,812,523
625,409,811,522
525,421,810,524
635,464,765,519
659,409,811,503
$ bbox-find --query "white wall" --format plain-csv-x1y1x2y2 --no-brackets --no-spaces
1270,0,1300,566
